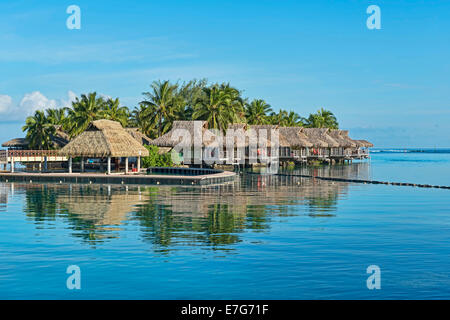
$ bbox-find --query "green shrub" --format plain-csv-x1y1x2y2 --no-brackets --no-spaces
142,145,174,168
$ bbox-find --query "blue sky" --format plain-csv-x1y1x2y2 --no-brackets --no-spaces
0,0,449,147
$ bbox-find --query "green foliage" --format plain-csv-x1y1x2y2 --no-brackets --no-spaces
22,110,56,150
192,83,245,130
304,108,339,129
245,99,272,125
102,97,129,127
142,145,173,168
21,80,341,150
64,92,107,137
141,80,180,137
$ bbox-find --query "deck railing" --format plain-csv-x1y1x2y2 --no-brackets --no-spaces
7,150,61,158
352,149,370,157
0,150,7,162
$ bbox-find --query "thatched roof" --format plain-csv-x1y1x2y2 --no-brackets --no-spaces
2,126,70,149
338,130,358,148
354,139,374,148
125,128,152,145
278,127,313,148
222,123,249,148
302,128,329,148
150,121,210,147
316,128,340,147
59,120,149,158
2,138,28,148
51,126,70,148
227,123,248,131
248,125,288,147
327,130,355,148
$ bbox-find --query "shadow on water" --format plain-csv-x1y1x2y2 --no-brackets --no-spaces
0,162,370,253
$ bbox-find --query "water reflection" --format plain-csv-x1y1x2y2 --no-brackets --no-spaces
0,184,7,212
1,162,370,251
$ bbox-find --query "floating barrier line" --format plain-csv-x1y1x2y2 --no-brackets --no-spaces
273,173,450,190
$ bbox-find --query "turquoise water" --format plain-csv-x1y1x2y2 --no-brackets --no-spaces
0,151,449,299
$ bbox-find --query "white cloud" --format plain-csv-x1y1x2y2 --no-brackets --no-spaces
0,95,13,113
19,91,58,115
0,91,78,120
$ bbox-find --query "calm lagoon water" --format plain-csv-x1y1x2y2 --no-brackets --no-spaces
0,151,449,299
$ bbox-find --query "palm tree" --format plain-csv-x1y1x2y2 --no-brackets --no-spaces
130,104,159,139
65,92,106,137
193,83,244,131
175,79,208,120
245,99,272,125
268,109,288,125
220,83,245,123
283,111,304,127
102,98,129,127
45,108,66,126
141,80,179,137
22,110,56,150
305,108,339,129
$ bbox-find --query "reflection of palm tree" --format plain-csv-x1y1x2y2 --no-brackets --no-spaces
305,194,338,215
24,185,58,220
19,173,350,251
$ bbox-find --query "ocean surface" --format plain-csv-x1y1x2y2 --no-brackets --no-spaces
0,150,449,299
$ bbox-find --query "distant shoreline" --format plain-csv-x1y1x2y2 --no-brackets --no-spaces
371,148,450,154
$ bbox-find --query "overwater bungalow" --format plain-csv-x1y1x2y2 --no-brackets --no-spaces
302,128,330,159
0,121,152,173
150,120,216,165
275,127,312,162
59,120,149,174
147,120,373,166
1,125,70,151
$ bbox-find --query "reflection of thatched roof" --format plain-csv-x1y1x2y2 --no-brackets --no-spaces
354,139,374,148
59,120,149,158
302,128,329,148
125,128,152,145
58,193,144,226
278,127,313,148
150,121,210,147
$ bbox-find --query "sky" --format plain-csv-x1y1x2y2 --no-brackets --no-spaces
0,0,449,147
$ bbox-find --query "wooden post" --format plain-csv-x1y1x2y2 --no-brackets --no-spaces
107,157,111,175
137,156,141,173
125,157,129,174
44,156,48,172
10,157,14,173
68,157,72,174
80,157,84,173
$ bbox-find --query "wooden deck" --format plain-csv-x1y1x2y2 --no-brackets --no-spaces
0,169,236,186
